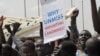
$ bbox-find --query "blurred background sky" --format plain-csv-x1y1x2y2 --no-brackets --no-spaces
0,0,100,35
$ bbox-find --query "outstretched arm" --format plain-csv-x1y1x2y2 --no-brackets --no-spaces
40,22,43,38
5,22,23,56
0,16,6,43
5,22,23,47
90,0,100,34
5,24,12,46
12,22,23,47
69,10,79,44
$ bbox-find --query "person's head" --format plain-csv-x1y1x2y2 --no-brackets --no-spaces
21,40,37,56
26,37,35,42
1,44,12,56
78,30,91,50
20,37,26,42
86,37,100,56
60,41,77,56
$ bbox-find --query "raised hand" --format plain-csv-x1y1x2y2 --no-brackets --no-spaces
5,24,12,33
5,24,13,45
5,22,21,46
69,9,79,44
12,22,21,34
71,10,79,19
0,16,6,27
0,16,6,43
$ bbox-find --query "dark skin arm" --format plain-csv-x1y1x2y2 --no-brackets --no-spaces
0,16,6,43
5,22,21,46
69,10,79,44
39,17,44,43
12,22,21,35
40,22,43,38
5,24,12,46
90,0,100,34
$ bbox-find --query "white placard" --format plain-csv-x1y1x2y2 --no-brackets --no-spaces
40,0,67,44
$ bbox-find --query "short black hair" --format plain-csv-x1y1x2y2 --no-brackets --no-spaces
22,40,35,51
80,30,92,37
2,44,13,56
86,37,100,56
61,41,77,56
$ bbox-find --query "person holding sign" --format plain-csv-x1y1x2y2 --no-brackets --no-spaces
67,7,91,56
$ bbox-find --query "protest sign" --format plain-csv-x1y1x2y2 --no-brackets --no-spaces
40,0,67,43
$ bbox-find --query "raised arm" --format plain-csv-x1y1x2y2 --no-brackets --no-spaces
12,22,23,47
5,22,23,56
40,22,43,38
5,24,12,46
5,22,23,47
69,10,79,44
5,22,20,46
90,0,100,34
0,16,6,43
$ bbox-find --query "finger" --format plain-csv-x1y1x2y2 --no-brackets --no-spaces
0,16,6,21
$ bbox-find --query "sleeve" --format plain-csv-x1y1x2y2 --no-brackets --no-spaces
12,36,23,56
12,36,23,48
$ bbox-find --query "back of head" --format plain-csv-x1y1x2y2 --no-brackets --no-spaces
26,37,35,42
20,37,26,42
86,37,100,56
2,44,12,56
22,40,38,56
23,40,35,51
61,41,77,56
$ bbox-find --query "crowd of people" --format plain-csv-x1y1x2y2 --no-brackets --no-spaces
0,0,100,56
